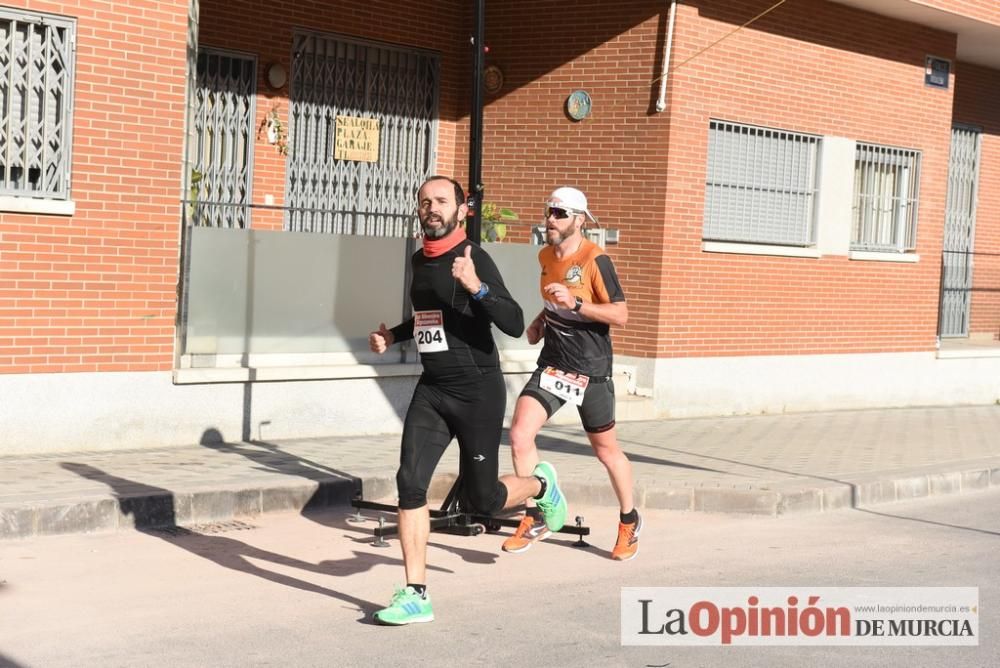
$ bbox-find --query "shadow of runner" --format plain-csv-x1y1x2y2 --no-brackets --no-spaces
853,507,1000,538
57,462,443,623
615,432,1000,524
0,653,26,668
336,508,504,565
197,429,376,529
198,429,360,483
534,431,725,473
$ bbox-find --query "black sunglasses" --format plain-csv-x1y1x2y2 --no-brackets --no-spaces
544,206,579,220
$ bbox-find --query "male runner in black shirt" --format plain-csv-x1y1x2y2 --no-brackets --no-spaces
368,176,567,625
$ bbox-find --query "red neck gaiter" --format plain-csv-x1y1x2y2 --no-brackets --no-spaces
422,225,467,257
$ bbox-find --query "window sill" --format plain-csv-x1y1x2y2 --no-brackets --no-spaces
702,241,820,258
937,346,1000,359
172,351,540,384
936,337,1000,359
0,196,76,216
848,250,919,263
173,362,423,384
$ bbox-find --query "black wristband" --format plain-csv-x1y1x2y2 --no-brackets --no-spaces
572,296,584,312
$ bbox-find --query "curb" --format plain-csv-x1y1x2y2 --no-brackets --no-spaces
624,460,1000,517
3,462,999,540
0,475,396,540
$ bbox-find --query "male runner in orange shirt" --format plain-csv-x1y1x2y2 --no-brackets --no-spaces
504,187,640,561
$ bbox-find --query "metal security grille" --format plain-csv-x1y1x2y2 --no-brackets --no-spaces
703,120,819,246
286,32,439,236
0,9,75,199
940,126,981,338
189,49,256,228
851,143,921,252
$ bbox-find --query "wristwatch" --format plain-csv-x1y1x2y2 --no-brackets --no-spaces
572,296,584,312
472,282,490,301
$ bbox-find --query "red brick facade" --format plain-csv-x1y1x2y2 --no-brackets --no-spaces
483,0,976,359
481,1,666,358
1,0,999,376
660,0,955,357
1,0,188,374
196,0,471,233
0,0,470,374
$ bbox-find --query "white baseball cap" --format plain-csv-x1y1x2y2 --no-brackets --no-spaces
547,186,598,223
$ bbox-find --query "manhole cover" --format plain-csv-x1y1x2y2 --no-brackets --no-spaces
151,520,257,536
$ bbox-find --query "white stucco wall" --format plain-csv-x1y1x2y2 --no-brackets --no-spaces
0,371,417,454
4,350,1000,454
617,351,1000,418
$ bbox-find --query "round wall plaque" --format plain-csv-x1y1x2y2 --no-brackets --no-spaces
266,62,287,90
566,89,592,121
484,65,504,95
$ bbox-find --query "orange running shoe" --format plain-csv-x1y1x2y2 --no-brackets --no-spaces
501,514,552,553
611,512,642,561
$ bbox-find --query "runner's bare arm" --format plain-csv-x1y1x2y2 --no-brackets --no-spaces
526,310,546,344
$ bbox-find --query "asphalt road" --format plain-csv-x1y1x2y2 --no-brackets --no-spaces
1,489,997,667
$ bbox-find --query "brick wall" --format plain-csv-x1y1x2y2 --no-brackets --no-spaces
0,0,469,375
660,0,956,357
0,0,189,374
481,1,666,356
485,0,959,359
3,0,996,376
953,61,1000,339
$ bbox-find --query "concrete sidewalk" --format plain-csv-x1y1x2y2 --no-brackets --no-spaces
3,404,1000,539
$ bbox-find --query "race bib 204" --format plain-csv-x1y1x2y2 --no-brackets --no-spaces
414,310,448,353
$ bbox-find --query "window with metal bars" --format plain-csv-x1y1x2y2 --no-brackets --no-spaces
285,32,439,236
703,120,820,246
0,8,75,200
188,49,256,228
851,143,921,252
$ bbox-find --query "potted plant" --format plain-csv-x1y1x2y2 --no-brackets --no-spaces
478,201,518,242
257,103,288,156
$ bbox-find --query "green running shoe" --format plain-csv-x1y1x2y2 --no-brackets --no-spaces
373,586,434,626
533,461,567,532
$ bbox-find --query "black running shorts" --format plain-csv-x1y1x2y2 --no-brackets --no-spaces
519,366,616,433
396,371,509,512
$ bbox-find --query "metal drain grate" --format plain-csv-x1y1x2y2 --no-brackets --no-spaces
151,520,258,536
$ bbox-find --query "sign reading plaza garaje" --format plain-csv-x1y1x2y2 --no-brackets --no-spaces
621,587,978,646
334,115,380,162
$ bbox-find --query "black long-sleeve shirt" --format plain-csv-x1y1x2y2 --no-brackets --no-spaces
390,239,524,384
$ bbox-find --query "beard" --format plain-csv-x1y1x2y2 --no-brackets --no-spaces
420,212,459,239
546,223,574,246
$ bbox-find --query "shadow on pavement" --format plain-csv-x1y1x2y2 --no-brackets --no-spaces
616,433,870,503
333,508,503,566
199,428,360,484
618,433,1000,532
853,507,1000,538
0,653,26,668
534,429,725,474
197,429,373,530
58,461,398,623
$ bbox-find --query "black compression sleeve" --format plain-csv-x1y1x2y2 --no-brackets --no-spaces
389,318,414,343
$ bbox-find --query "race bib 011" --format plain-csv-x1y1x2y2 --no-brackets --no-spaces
414,310,448,353
539,366,589,406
